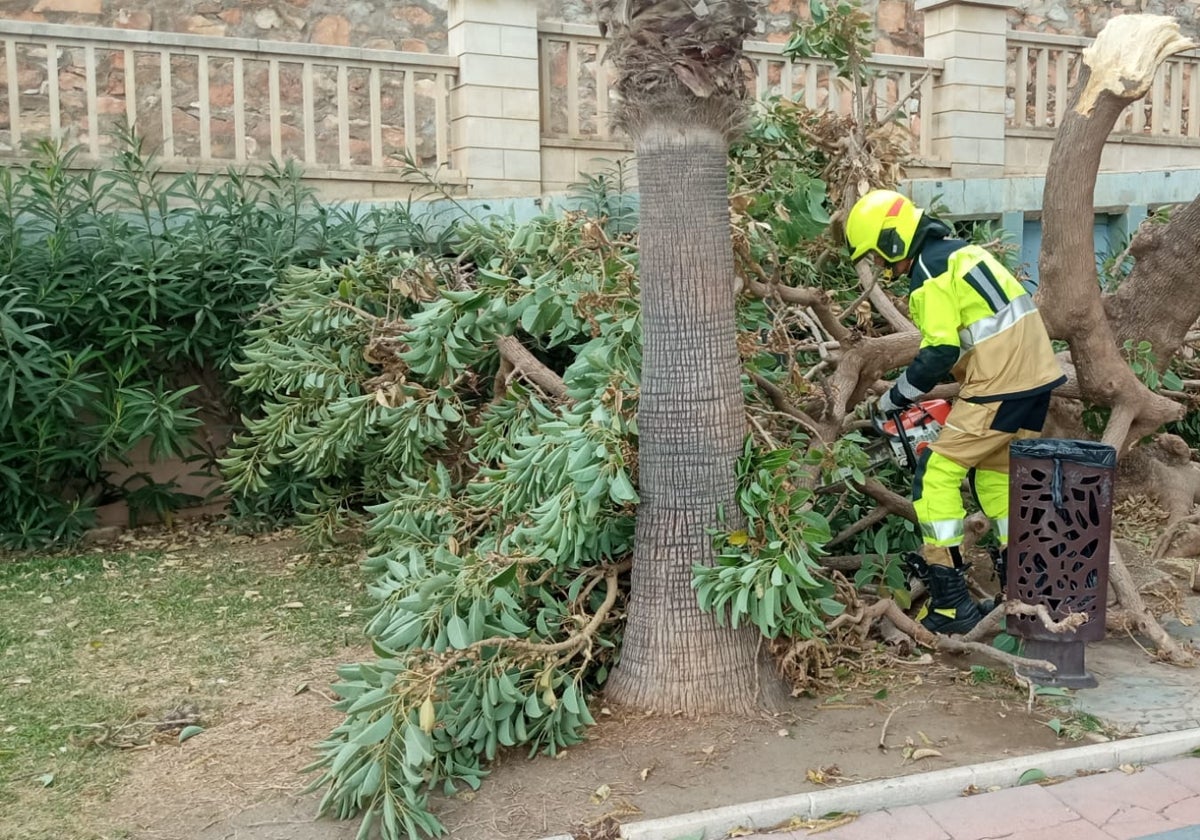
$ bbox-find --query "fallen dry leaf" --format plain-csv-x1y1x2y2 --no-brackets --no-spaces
589,783,611,804
911,748,942,761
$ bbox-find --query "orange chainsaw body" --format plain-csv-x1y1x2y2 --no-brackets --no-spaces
879,399,951,465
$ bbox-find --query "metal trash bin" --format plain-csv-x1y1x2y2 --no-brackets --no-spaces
1007,439,1116,688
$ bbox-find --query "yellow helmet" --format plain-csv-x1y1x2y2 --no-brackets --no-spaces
845,190,923,263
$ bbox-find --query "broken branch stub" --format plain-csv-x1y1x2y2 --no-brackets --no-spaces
1076,15,1195,116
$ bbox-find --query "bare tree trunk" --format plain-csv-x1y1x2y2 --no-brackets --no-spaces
1036,15,1192,451
1037,15,1198,668
1106,196,1200,370
605,125,787,714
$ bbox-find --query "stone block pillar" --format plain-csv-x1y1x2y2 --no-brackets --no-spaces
916,0,1015,177
448,0,542,197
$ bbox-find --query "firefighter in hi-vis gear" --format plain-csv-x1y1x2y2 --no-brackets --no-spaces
844,189,1067,635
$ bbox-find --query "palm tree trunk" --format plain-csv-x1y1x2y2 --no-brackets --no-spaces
605,123,787,714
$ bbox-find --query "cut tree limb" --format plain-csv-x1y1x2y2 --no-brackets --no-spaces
750,372,828,442
872,599,1058,674
1108,540,1196,665
495,336,568,400
854,252,915,335
1004,601,1090,634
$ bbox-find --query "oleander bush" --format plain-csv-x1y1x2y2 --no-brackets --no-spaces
0,131,449,549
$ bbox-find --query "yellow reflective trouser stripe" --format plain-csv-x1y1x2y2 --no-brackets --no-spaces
919,519,964,545
913,450,968,547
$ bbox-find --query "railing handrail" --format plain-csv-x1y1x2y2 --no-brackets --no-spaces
0,18,458,69
1006,28,1200,60
536,21,944,73
743,43,943,72
1006,27,1200,140
0,18,460,178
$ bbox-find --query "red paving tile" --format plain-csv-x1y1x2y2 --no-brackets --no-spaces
783,804,951,840
995,817,1116,840
1162,796,1200,825
738,757,1200,840
1097,805,1177,839
920,784,1079,840
1153,759,1200,795
1046,768,1196,824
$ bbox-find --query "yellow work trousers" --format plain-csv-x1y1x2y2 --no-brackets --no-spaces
911,397,1045,557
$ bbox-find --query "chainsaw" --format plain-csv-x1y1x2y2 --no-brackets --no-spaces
872,398,951,470
824,398,951,487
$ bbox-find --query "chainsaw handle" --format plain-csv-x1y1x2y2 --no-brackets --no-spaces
872,404,918,471
888,409,919,471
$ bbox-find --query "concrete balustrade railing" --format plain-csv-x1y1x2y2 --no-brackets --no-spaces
3,0,1200,199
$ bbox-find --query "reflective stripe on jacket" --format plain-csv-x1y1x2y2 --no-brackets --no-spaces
888,237,1066,407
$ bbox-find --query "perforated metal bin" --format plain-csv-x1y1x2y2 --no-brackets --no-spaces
1007,439,1116,688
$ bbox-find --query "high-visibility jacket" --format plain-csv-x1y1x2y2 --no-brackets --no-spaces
886,235,1066,409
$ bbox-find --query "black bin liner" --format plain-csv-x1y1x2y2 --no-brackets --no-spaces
1007,438,1115,645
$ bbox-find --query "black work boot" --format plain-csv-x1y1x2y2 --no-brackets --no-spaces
918,563,984,635
905,547,993,615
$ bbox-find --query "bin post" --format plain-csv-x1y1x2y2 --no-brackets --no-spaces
1007,439,1117,688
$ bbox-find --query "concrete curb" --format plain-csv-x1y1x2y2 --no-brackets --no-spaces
538,727,1200,840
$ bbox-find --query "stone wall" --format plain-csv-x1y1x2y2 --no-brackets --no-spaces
4,0,1200,54
0,0,447,52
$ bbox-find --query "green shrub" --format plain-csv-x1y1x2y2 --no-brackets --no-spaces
0,133,447,548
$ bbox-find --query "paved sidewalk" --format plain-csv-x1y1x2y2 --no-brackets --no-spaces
746,757,1200,840
605,730,1200,840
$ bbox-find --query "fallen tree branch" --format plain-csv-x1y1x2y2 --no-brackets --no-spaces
1108,540,1196,666
855,478,916,522
828,506,889,548
962,603,1005,643
936,636,1058,674
878,68,934,127
855,261,915,335
1150,511,1200,561
750,372,828,442
495,336,568,400
420,562,628,686
876,616,913,650
818,554,868,573
872,599,1058,673
1004,600,1089,634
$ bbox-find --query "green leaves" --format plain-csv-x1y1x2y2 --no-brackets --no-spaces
694,443,835,639
781,0,876,88
0,134,442,548
1018,768,1048,785
239,212,646,840
178,725,205,743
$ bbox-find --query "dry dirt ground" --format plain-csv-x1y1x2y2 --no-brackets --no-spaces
21,514,1186,840
98,624,1086,840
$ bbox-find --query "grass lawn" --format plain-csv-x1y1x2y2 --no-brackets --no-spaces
0,527,370,839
